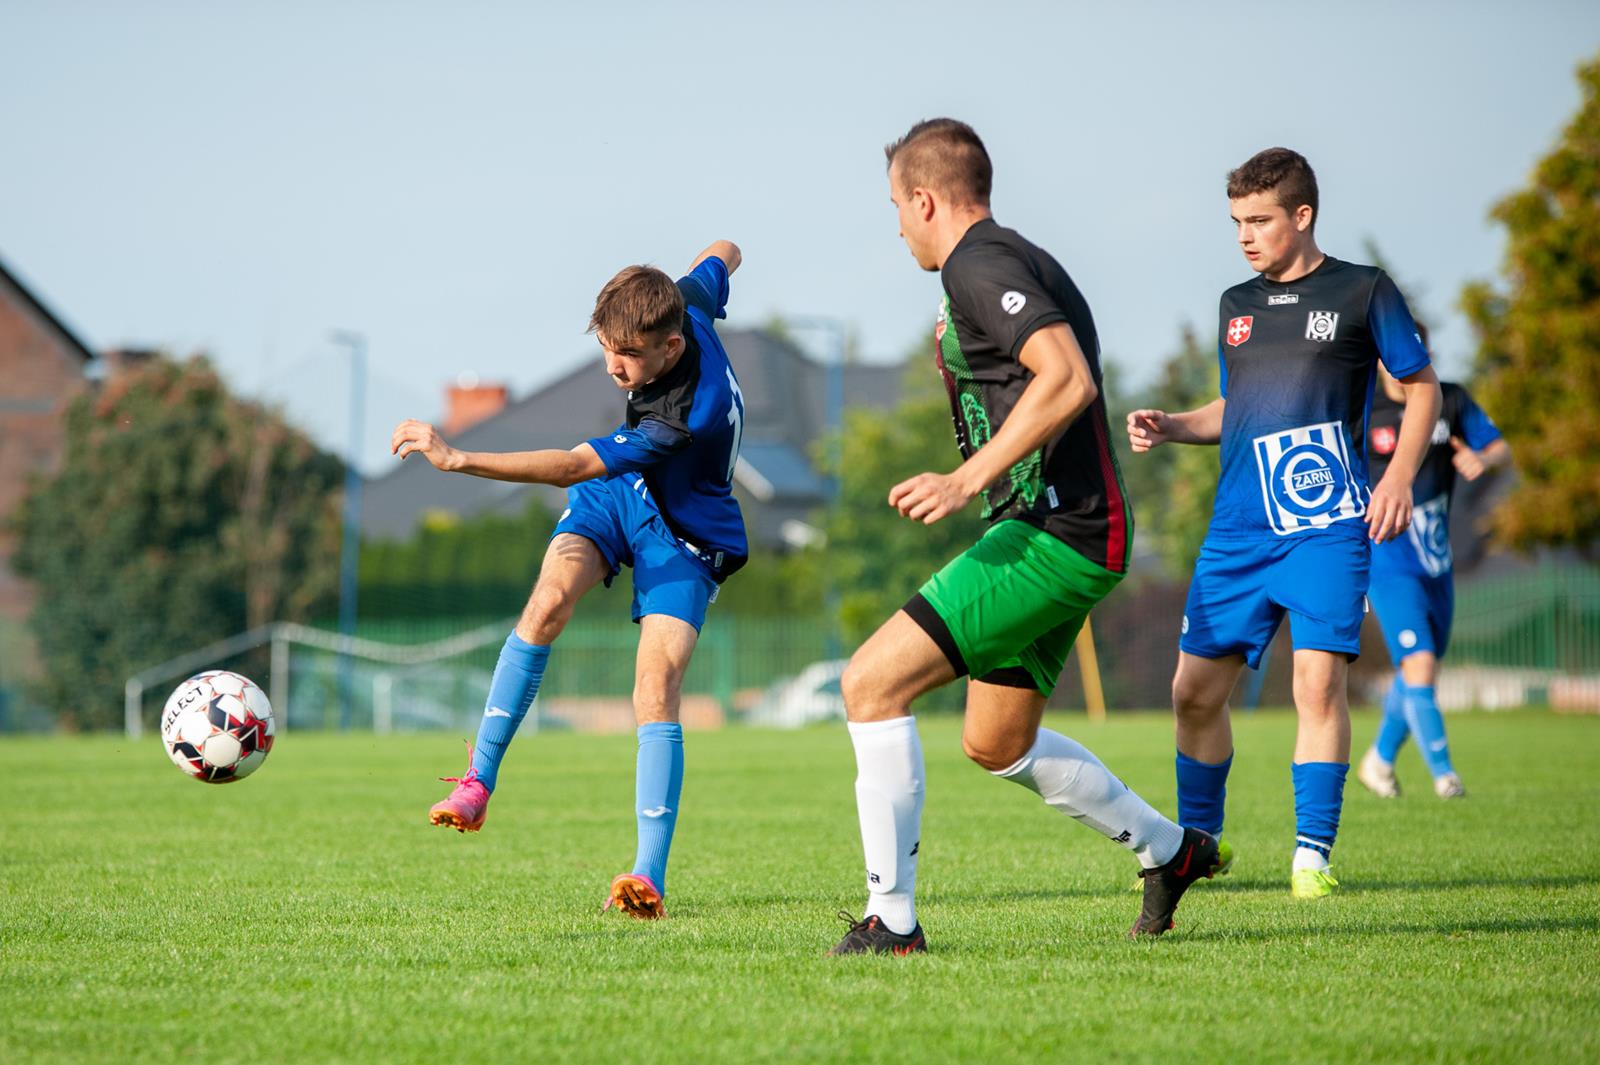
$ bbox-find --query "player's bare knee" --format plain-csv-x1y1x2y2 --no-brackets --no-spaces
841,654,900,723
962,730,1028,772
1172,678,1225,724
634,670,684,722
521,584,577,643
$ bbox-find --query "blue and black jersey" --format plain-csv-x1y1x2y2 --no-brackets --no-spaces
1368,381,1501,578
1210,257,1430,541
585,257,748,580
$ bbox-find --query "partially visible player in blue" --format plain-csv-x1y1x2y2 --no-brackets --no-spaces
1127,149,1443,899
390,242,747,919
1357,323,1509,801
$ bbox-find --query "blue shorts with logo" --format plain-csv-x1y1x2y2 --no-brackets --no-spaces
1367,562,1454,665
1180,531,1370,668
554,475,719,630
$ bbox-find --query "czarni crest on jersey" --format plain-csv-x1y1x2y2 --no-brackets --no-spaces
1211,257,1430,540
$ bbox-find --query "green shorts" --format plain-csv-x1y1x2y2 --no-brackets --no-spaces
905,519,1123,696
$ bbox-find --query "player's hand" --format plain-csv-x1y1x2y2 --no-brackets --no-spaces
888,471,975,525
1367,474,1413,543
1450,436,1487,481
1126,409,1172,453
390,419,462,471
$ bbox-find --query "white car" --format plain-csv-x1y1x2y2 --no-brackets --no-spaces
746,659,847,728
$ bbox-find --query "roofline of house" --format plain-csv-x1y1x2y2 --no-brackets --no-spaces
0,251,96,363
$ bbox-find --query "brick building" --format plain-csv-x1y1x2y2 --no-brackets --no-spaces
0,256,96,621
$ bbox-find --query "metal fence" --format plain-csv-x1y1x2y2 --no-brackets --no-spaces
3,561,1598,732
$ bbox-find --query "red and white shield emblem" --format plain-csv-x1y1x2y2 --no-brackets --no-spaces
1226,316,1253,347
1370,425,1398,455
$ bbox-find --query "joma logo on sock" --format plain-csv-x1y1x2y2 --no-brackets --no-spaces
1112,830,1132,844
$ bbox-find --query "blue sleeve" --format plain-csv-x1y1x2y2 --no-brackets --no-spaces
586,418,691,476
1455,389,1503,450
1217,338,1228,398
677,257,730,321
1369,272,1429,379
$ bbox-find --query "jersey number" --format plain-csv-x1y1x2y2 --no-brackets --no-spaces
724,366,745,482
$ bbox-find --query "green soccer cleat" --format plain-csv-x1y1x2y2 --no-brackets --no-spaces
1291,866,1339,899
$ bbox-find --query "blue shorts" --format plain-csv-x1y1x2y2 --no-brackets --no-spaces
1180,532,1370,669
554,476,720,630
1367,567,1453,664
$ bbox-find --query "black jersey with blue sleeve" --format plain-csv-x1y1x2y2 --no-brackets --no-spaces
585,257,748,580
1210,258,1430,541
1367,381,1501,577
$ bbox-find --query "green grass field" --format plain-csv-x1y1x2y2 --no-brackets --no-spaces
2,710,1598,1064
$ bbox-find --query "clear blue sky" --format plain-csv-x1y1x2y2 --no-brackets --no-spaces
3,2,1596,471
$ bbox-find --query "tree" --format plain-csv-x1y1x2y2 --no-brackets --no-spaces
1461,53,1600,555
1108,325,1221,577
11,355,344,726
359,498,556,619
818,355,986,646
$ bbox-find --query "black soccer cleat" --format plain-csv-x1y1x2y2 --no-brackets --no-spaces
827,911,927,956
1129,827,1221,938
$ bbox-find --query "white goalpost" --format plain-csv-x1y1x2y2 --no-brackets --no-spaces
123,619,517,739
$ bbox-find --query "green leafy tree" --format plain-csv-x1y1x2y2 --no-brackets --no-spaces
11,355,344,726
1462,53,1600,555
359,499,556,619
818,356,986,646
1110,325,1221,576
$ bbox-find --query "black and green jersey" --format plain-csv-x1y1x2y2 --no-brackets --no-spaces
935,218,1132,573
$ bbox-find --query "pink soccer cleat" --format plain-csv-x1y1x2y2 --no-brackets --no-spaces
428,747,490,833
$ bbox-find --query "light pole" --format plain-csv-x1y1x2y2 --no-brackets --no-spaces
329,329,367,730
788,317,847,659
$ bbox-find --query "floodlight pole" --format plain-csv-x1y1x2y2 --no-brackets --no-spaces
789,316,847,660
330,330,368,731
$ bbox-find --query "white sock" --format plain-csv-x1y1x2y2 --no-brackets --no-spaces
993,728,1183,869
1293,846,1330,872
847,716,924,936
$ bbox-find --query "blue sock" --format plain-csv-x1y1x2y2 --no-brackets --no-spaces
469,633,550,792
632,722,685,894
1292,761,1349,858
1401,682,1455,779
1176,750,1232,836
1374,673,1410,764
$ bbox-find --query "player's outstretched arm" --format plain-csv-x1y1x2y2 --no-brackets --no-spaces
1367,365,1443,543
1126,397,1225,452
889,322,1094,525
390,419,606,487
688,240,741,275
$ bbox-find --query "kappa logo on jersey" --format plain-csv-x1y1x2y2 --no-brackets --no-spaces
1431,418,1451,445
1305,310,1340,342
1226,315,1254,346
1267,293,1299,306
1370,424,1398,456
1407,493,1453,576
1001,290,1027,315
1251,420,1367,535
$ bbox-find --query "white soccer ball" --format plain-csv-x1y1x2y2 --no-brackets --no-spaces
159,670,276,784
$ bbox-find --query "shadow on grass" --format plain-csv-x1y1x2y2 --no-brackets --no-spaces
1169,912,1600,944
923,870,1600,905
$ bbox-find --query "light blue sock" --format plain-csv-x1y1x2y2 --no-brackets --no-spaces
469,633,549,792
632,722,685,894
1292,761,1349,858
1401,682,1455,779
1374,673,1410,764
1175,750,1232,836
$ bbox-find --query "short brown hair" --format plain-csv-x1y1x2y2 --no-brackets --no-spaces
588,265,684,346
1227,147,1319,227
884,118,992,207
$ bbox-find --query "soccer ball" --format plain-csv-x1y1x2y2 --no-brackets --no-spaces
159,670,276,783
